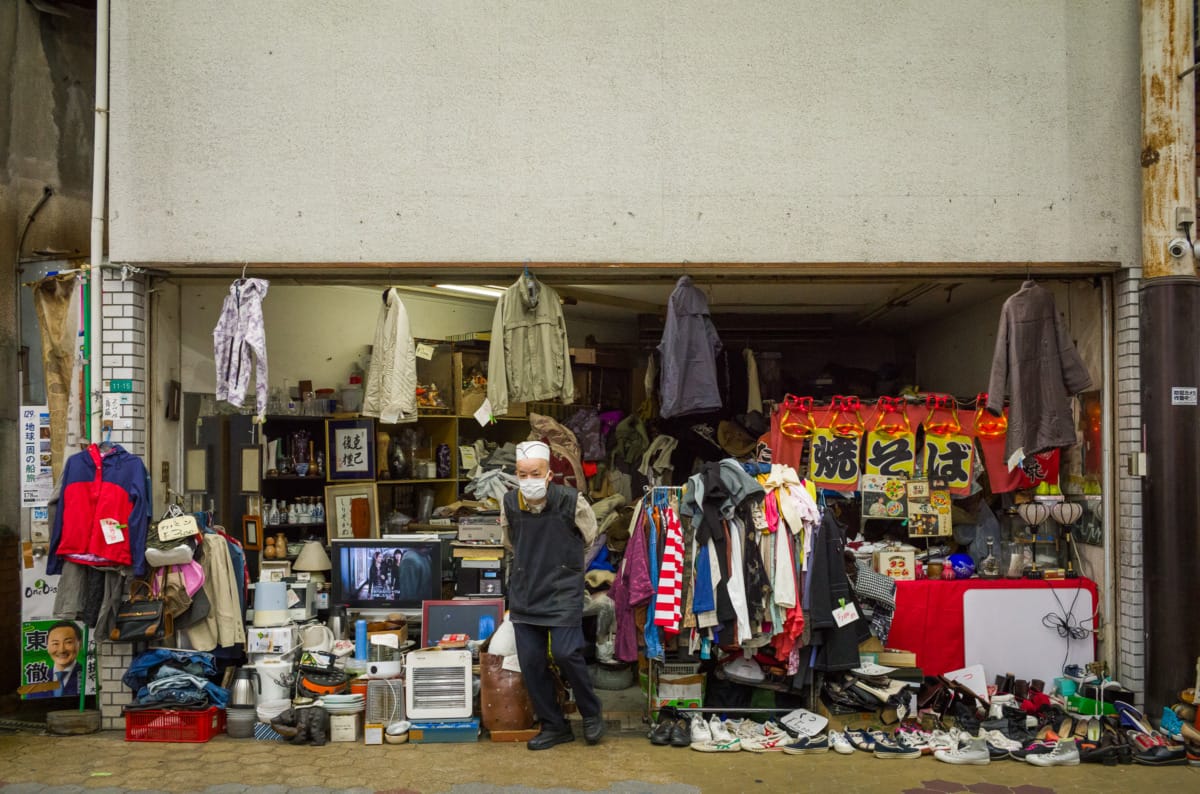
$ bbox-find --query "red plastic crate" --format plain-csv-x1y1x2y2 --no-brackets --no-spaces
124,707,226,743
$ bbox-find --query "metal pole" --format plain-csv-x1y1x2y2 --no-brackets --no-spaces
1139,0,1198,712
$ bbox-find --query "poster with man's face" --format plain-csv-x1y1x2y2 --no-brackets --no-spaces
18,620,95,699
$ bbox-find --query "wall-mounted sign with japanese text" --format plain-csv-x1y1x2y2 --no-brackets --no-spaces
19,405,52,507
863,430,916,479
861,474,908,519
923,433,976,496
807,427,861,492
325,418,376,480
906,479,952,537
18,619,96,700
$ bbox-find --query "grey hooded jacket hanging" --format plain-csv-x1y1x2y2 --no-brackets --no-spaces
658,276,723,418
986,280,1094,460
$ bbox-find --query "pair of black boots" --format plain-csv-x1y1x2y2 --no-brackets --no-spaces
648,706,692,747
527,715,606,750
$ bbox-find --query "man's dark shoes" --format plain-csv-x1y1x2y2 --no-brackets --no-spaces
650,708,678,745
528,725,575,750
583,715,606,745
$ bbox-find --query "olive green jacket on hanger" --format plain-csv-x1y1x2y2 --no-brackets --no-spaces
487,274,574,416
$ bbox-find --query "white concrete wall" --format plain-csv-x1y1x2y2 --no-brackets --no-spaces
107,0,1140,267
179,283,636,394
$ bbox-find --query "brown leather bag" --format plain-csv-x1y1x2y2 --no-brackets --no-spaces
479,652,536,732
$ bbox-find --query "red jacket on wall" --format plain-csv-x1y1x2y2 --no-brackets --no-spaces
48,444,149,576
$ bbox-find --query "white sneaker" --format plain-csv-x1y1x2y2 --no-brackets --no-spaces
981,729,1023,753
928,730,959,753
1024,738,1080,766
829,731,855,755
709,716,734,743
689,714,712,745
691,717,741,753
934,737,990,765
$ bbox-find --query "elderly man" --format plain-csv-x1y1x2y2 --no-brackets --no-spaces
502,440,604,750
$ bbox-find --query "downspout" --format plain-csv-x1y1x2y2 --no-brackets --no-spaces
1100,276,1117,676
88,0,110,440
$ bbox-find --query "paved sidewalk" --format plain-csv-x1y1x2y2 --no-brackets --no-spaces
0,730,1194,793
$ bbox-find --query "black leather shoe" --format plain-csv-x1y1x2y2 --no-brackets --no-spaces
1133,744,1187,766
583,715,606,745
650,708,678,745
528,726,575,751
669,716,691,747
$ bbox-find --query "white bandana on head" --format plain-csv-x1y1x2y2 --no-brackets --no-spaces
515,440,551,462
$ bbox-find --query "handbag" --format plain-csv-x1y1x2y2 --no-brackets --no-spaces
854,562,897,607
110,579,172,642
150,567,194,620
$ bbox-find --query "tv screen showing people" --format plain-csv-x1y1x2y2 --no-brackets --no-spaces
332,538,441,609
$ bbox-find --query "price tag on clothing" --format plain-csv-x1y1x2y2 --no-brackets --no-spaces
750,503,769,532
474,398,494,427
832,600,860,628
99,518,124,545
415,342,436,361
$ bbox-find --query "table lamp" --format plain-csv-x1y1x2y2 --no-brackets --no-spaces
293,540,332,583
1049,501,1085,579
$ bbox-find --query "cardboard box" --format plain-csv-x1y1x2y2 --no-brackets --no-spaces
330,713,361,742
367,624,408,647
363,723,384,745
873,548,916,581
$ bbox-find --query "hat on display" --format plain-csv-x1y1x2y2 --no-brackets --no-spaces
735,411,769,439
717,420,757,458
723,655,765,685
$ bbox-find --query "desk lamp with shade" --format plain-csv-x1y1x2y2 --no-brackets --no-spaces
293,540,332,583
1049,501,1085,579
1014,501,1051,578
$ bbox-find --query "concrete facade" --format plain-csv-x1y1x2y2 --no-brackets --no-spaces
106,1,1141,268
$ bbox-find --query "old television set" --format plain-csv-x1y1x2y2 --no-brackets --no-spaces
331,537,442,611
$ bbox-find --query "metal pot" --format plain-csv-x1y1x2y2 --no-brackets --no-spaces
229,666,260,708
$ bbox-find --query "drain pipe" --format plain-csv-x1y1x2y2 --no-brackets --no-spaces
87,0,110,441
1099,276,1117,677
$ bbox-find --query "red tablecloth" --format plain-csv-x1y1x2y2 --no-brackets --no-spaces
887,577,1099,676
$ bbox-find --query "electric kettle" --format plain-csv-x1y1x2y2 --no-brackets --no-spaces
229,666,260,708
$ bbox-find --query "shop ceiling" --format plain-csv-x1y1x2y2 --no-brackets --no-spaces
158,261,1117,331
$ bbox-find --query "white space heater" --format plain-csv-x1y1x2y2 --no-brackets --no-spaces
405,649,473,720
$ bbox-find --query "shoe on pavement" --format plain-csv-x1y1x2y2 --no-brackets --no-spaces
928,730,959,753
1025,738,1080,766
528,726,576,751
582,715,605,745
845,728,876,752
873,737,923,760
689,714,712,745
1133,744,1187,766
981,729,1023,753
742,729,794,752
934,737,990,765
830,731,855,755
1010,739,1057,760
649,709,678,746
669,716,692,747
782,734,830,755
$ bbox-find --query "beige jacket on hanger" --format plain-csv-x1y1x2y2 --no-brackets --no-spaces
363,288,418,424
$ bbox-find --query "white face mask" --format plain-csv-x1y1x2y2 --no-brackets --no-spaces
518,476,549,501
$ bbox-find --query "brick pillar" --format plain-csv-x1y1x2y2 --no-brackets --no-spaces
1115,268,1145,702
97,267,149,729
97,641,134,730
99,268,147,455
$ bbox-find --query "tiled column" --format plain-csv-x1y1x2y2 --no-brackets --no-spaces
1115,268,1144,701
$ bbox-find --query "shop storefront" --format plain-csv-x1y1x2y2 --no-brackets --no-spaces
20,255,1162,763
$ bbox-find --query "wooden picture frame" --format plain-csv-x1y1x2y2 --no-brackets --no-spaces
240,446,262,493
325,418,376,480
241,514,261,551
324,482,379,541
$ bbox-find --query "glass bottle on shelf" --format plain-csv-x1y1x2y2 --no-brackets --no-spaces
267,500,279,525
389,433,409,479
291,430,311,477
314,451,325,478
313,498,324,523
278,501,289,524
302,498,313,524
290,501,300,524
